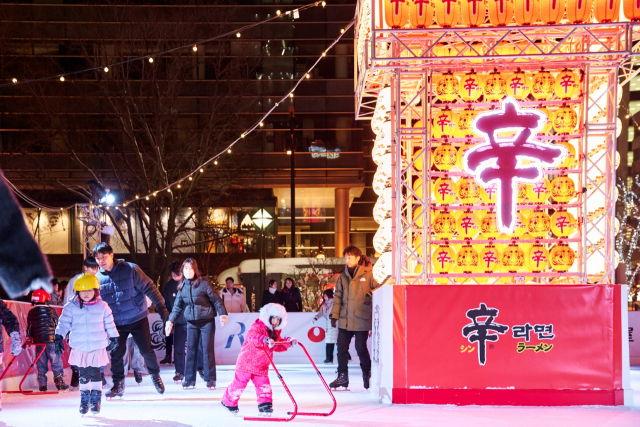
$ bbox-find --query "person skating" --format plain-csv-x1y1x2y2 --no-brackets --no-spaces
0,297,22,411
54,274,119,415
92,243,169,398
27,289,68,392
313,289,338,364
161,261,186,381
220,303,296,416
165,259,227,389
329,245,380,390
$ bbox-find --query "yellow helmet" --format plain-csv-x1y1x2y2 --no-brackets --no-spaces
74,273,101,291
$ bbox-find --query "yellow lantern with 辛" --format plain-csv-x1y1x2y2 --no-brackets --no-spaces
514,0,539,25
460,0,486,26
431,109,458,138
434,0,461,27
551,175,576,203
554,69,580,99
456,177,481,204
456,143,475,168
432,245,456,273
594,0,620,22
531,70,555,100
550,210,577,237
536,106,553,135
480,211,500,238
526,210,552,238
479,182,498,204
549,244,576,272
567,0,593,22
433,144,457,171
479,245,501,272
385,0,410,28
459,72,483,102
526,179,552,204
553,105,578,134
456,245,480,273
540,0,565,24
433,73,460,103
433,177,457,204
506,71,531,100
410,0,435,28
457,110,479,137
527,244,550,272
488,0,514,25
501,244,525,272
624,0,640,21
557,141,577,169
483,72,508,102
433,210,457,239
456,210,481,239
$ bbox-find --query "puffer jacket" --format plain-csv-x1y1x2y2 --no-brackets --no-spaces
220,286,246,313
55,296,119,352
314,298,338,344
0,298,19,353
96,260,168,326
236,304,290,376
27,304,58,344
330,265,380,331
282,285,303,312
169,277,227,324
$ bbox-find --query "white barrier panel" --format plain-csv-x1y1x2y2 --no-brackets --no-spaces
630,311,640,366
147,312,370,366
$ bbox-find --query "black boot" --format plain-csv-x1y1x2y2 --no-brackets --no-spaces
151,373,165,394
159,354,172,365
89,390,102,415
133,370,143,384
173,373,184,383
70,368,79,389
221,401,239,414
363,370,371,390
206,380,216,389
79,390,91,415
38,384,48,392
329,373,349,389
105,380,124,399
54,375,70,392
258,402,273,417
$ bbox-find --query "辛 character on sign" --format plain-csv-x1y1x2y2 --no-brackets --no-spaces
462,303,509,365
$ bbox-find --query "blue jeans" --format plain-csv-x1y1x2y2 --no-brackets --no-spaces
36,343,63,386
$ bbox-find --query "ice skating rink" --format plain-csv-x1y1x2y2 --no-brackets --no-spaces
2,365,640,427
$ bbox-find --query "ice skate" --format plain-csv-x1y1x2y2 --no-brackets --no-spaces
221,400,239,414
329,373,349,391
70,368,79,390
79,390,91,415
173,373,184,383
54,375,70,392
38,384,48,392
363,370,371,390
89,390,102,415
133,370,143,384
151,373,165,394
182,380,196,389
258,402,273,417
105,380,124,400
323,359,333,364
206,380,216,390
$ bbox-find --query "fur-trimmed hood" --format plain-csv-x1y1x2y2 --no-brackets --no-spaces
259,303,287,330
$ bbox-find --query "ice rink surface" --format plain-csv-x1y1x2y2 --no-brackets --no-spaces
1,365,640,427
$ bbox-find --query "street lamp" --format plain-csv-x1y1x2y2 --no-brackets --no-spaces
252,209,273,304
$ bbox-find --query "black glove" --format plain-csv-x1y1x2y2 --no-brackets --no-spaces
331,318,337,328
54,334,65,356
159,307,170,323
106,337,119,352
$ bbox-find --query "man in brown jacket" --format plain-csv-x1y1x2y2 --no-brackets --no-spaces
329,245,379,390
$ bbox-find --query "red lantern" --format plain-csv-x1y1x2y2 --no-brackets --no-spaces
410,0,435,28
624,0,640,21
434,0,461,27
567,0,594,23
514,0,539,24
488,0,515,26
385,0,410,28
460,0,486,26
594,0,620,22
539,0,565,24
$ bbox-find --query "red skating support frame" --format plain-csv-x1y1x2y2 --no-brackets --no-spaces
244,341,336,422
0,339,59,395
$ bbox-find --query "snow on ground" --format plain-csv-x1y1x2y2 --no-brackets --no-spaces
2,365,640,427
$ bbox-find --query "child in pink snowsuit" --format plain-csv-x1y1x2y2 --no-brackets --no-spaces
221,303,296,416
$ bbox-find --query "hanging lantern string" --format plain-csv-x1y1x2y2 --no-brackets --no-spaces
1,0,327,89
125,19,354,207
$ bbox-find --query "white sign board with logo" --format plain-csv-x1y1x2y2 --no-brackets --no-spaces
629,311,640,366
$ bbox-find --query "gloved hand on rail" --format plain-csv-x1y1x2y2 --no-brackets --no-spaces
287,337,298,346
54,334,65,356
330,318,337,328
10,331,22,356
262,336,275,349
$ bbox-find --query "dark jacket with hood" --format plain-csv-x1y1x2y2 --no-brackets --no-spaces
169,277,227,326
95,259,168,327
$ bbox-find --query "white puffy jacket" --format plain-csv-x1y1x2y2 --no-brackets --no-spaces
220,287,247,313
55,297,119,352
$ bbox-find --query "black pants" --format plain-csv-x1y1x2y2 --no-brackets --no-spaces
185,321,216,382
165,332,173,358
337,329,371,376
326,343,335,362
110,317,160,383
173,323,187,375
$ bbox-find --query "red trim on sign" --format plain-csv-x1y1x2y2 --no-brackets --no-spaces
613,285,622,390
391,388,625,406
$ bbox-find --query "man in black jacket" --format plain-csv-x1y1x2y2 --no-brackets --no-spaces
161,261,187,382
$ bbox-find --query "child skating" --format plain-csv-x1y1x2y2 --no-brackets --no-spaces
221,303,297,416
313,288,338,364
54,274,119,415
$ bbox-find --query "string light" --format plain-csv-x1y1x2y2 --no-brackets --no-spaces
103,67,109,73
290,93,294,98
153,192,157,196
146,196,150,200
188,176,193,181
193,45,198,52
260,122,264,127
11,78,17,84
306,74,310,79
322,1,326,7
214,160,218,165
135,195,139,199
148,57,154,63
341,29,345,33
200,168,204,173
236,32,241,38
228,149,232,153
177,184,181,188
59,76,65,82
277,10,281,15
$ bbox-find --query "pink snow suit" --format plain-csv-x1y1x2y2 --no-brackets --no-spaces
222,304,290,407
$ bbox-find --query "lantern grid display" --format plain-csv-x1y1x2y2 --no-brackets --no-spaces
357,1,625,285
